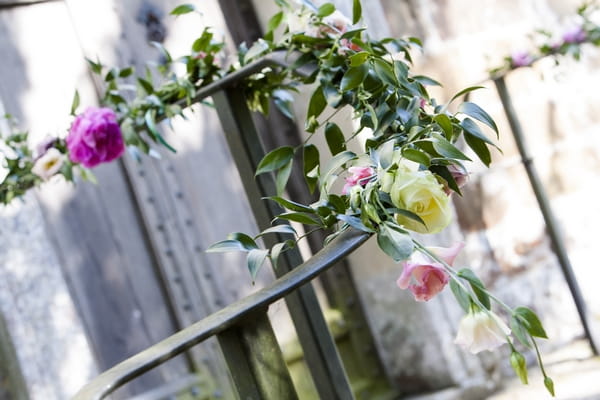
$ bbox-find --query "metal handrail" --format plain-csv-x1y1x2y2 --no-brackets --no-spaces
72,228,370,400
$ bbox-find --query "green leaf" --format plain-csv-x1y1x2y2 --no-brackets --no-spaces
325,122,346,155
450,280,471,312
340,64,369,91
544,376,555,397
352,0,362,24
266,196,316,213
256,225,297,238
207,240,250,253
464,133,491,167
337,214,374,232
458,102,498,136
145,110,176,153
349,51,369,67
303,144,319,193
412,75,442,86
276,212,321,226
373,58,397,86
430,165,461,195
228,232,259,250
256,146,294,175
317,3,335,17
70,90,80,116
327,194,347,213
434,114,453,138
137,77,154,94
118,67,134,78
401,148,430,166
457,268,491,310
273,90,295,120
448,86,485,104
510,315,532,348
170,4,195,15
271,241,293,269
267,11,284,32
276,159,293,195
430,136,471,161
247,248,269,280
307,86,327,120
461,118,496,146
376,223,414,262
86,57,103,74
514,307,548,339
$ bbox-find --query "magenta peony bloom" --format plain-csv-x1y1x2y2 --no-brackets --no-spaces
342,166,375,194
510,51,533,68
562,26,586,44
397,242,464,301
67,107,125,168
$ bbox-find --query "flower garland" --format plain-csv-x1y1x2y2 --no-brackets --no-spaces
492,2,600,75
0,0,557,394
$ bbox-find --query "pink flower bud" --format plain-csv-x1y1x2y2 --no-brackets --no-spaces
342,166,375,194
396,243,464,302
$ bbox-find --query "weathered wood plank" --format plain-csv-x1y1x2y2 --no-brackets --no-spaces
0,1,189,397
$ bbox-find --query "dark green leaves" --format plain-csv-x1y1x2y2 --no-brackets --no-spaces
307,86,327,121
376,223,414,262
514,306,548,339
256,146,294,175
341,64,369,91
352,0,362,24
325,122,346,155
458,102,498,137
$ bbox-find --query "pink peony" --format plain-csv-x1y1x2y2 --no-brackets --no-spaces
342,166,375,194
397,242,464,301
562,26,586,44
67,107,125,168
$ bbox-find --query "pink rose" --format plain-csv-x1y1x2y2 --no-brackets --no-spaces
397,242,464,302
342,166,375,194
67,107,125,168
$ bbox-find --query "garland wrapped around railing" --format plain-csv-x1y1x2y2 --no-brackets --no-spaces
7,0,597,395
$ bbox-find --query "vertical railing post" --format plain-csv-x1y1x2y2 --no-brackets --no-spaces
494,76,598,355
213,87,356,399
217,312,299,400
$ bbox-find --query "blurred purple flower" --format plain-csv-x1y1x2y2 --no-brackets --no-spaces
67,107,125,168
511,51,533,68
562,26,586,44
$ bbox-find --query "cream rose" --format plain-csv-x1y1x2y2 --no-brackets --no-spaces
389,166,452,234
